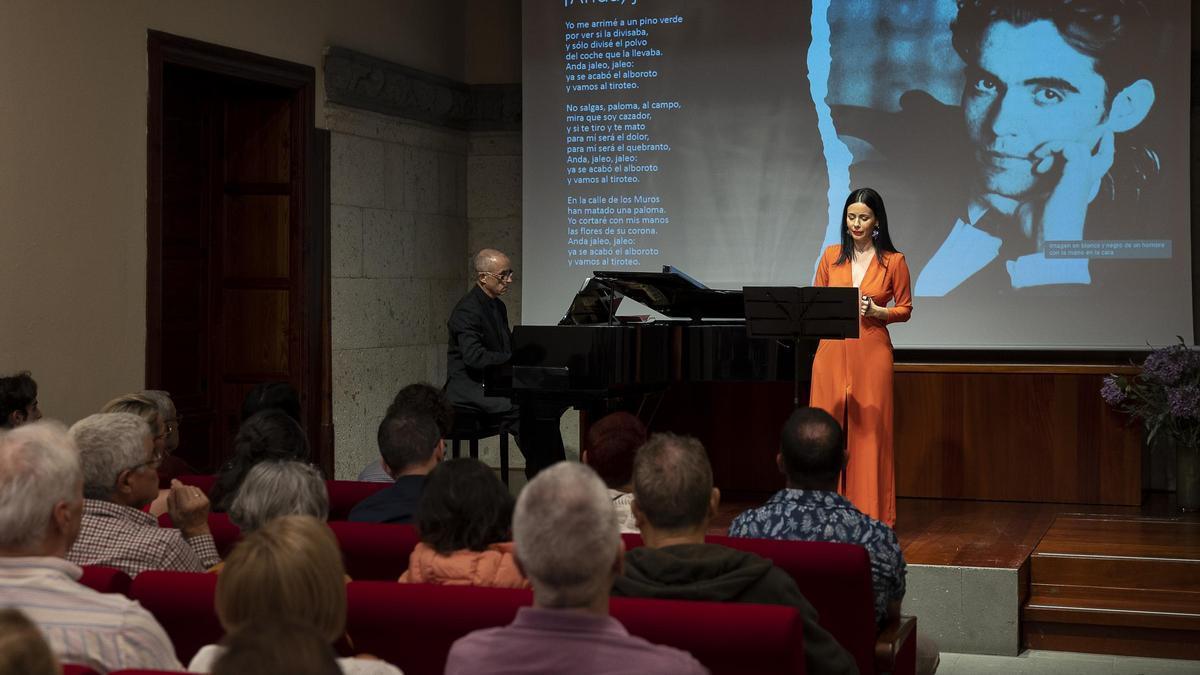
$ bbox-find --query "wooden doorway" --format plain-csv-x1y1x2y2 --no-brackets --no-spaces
146,31,331,476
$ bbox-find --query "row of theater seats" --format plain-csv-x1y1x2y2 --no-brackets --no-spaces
78,515,917,675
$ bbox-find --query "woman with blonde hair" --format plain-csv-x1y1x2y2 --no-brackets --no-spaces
0,608,59,675
102,393,168,459
187,515,402,675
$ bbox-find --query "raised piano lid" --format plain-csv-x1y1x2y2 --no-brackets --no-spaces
559,267,745,325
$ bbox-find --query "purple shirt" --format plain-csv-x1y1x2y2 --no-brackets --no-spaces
445,606,708,675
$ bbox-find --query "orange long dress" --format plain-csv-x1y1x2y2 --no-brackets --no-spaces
809,245,912,526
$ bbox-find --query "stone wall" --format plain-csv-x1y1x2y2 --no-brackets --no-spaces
327,105,471,479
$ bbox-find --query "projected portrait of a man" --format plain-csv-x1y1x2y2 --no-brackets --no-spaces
831,0,1173,299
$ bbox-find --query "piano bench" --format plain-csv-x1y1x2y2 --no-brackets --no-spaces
448,407,513,485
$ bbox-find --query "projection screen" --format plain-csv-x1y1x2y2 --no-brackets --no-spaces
522,0,1192,349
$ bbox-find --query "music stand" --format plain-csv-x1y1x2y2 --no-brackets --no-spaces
743,286,860,407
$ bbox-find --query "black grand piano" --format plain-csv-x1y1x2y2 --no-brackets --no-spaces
485,268,858,494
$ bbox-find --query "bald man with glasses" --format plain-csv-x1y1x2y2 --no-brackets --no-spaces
446,249,566,479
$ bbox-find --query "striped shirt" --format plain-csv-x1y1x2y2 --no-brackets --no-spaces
66,499,220,577
0,556,181,673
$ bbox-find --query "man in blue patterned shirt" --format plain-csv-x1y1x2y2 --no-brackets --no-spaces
728,407,905,626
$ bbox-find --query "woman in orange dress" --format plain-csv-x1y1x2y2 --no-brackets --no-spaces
810,188,912,526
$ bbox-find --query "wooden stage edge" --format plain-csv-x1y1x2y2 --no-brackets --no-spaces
709,492,1199,570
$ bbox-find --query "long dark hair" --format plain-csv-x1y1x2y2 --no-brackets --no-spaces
834,187,899,267
211,409,311,511
416,458,514,555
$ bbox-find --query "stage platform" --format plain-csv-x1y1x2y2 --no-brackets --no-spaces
712,494,1200,658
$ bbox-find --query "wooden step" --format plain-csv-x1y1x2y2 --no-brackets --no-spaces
1029,516,1200,591
1020,515,1200,659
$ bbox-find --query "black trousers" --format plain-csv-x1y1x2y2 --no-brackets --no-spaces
494,400,567,480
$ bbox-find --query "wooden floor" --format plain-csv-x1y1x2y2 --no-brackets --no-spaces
710,492,1199,568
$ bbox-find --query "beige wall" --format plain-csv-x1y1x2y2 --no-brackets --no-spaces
0,0,466,425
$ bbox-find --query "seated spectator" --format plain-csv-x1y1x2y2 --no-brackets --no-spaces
189,515,402,675
230,460,330,533
0,608,59,675
101,393,169,460
357,383,453,483
140,389,199,483
399,458,527,588
212,621,341,675
348,409,443,524
730,408,937,675
241,381,302,424
613,432,858,675
0,421,181,672
210,409,311,512
66,412,220,576
581,411,646,533
445,463,706,675
0,371,42,429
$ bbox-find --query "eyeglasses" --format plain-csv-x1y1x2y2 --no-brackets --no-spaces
483,270,515,282
164,414,183,434
121,448,165,476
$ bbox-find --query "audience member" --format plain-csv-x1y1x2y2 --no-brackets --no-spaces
348,410,443,524
581,411,646,533
210,409,311,512
101,393,169,460
0,608,59,675
613,433,858,675
140,389,198,483
211,621,341,675
66,412,220,575
229,460,330,533
399,458,526,588
445,462,707,675
240,381,302,424
730,408,937,675
357,383,454,483
0,371,42,429
0,421,181,672
189,515,402,675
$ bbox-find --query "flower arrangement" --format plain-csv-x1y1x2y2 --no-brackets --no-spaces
1102,339,1200,448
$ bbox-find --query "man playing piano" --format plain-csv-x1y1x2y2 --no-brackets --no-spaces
446,249,566,479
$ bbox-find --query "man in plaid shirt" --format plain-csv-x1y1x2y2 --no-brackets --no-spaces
65,412,219,576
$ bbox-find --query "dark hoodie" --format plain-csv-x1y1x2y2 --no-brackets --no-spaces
613,543,859,675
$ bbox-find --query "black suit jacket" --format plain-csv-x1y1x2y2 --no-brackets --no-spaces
445,285,514,414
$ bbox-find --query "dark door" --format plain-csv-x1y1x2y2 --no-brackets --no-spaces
147,33,330,475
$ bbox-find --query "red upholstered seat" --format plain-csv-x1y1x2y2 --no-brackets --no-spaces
328,521,421,580
623,533,916,675
343,581,804,675
172,474,388,521
174,474,217,494
78,565,133,596
62,665,102,675
326,480,389,520
156,511,242,558
108,671,191,674
344,582,530,675
129,571,221,664
611,596,803,675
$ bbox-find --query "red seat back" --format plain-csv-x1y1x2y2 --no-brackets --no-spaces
343,582,804,675
78,565,133,596
156,511,242,558
611,596,803,675
129,571,222,664
174,474,217,494
710,535,878,674
328,521,421,580
326,480,389,520
623,532,877,674
344,582,530,675
62,665,101,675
109,671,191,674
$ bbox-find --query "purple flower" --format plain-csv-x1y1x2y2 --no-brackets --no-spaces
1167,385,1200,420
1100,376,1126,406
1141,344,1199,386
